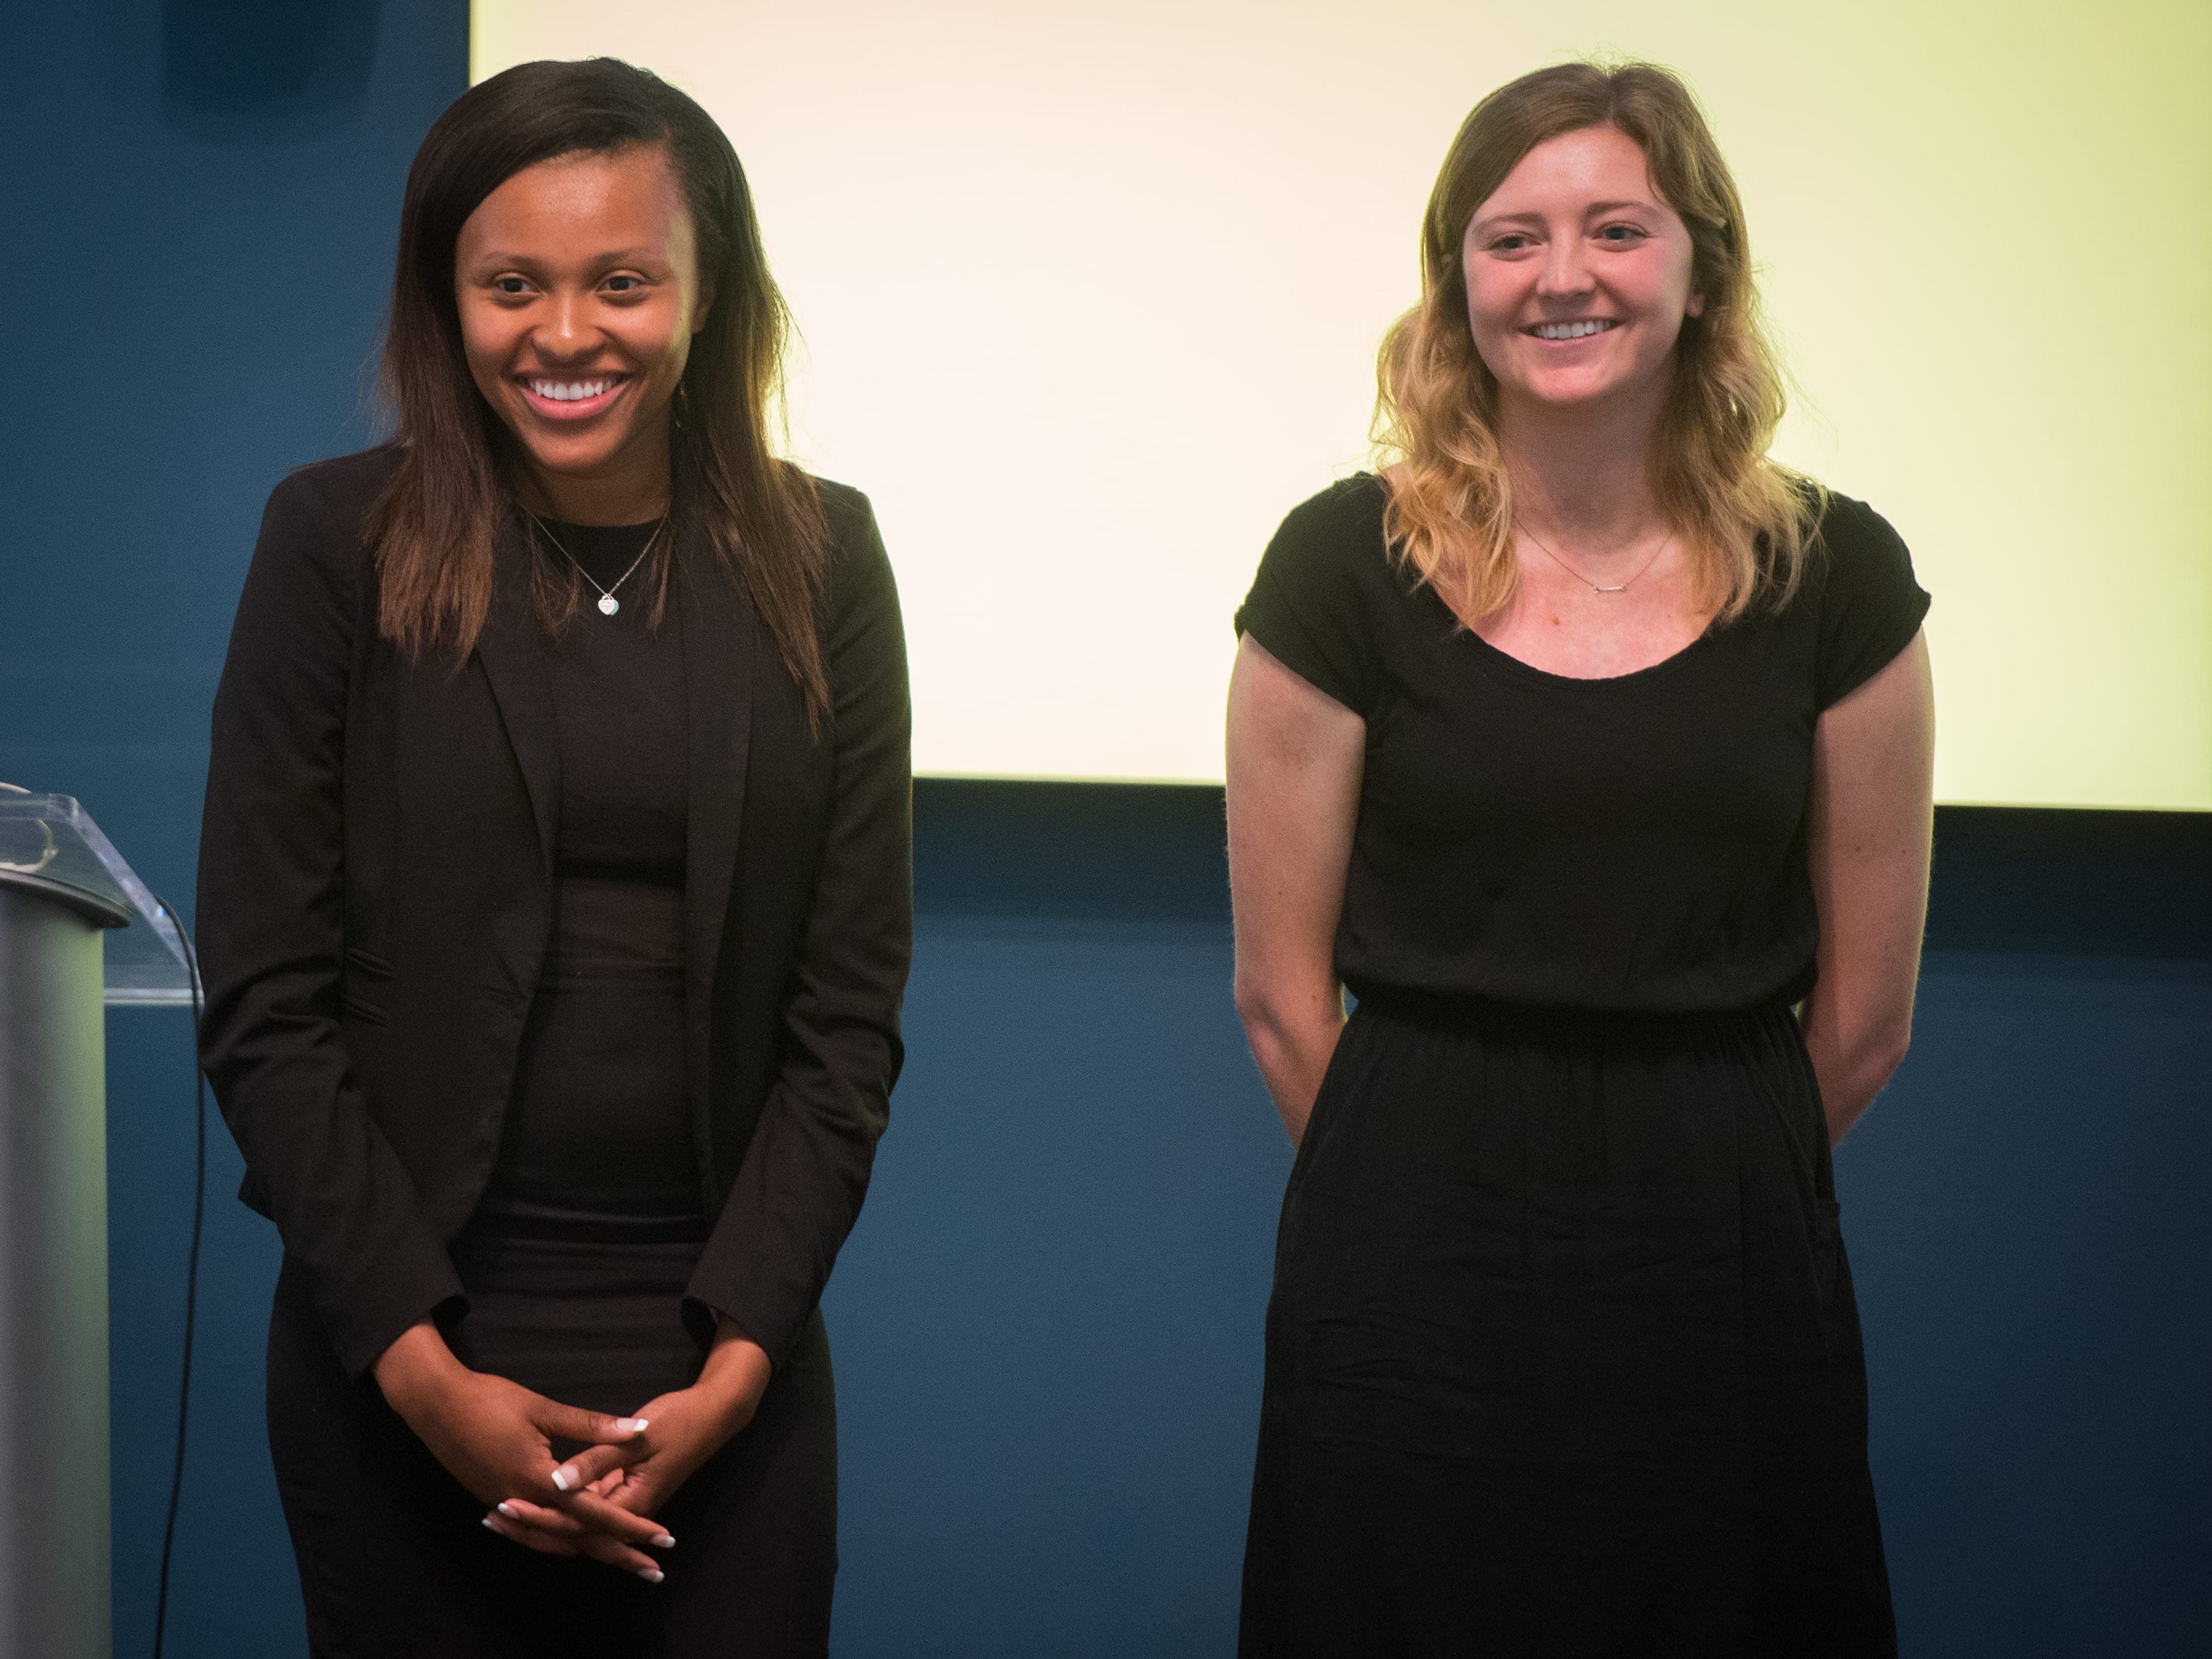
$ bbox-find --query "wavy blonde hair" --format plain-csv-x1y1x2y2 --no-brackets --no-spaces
1374,59,1818,625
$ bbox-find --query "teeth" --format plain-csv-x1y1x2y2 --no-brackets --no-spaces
528,379,613,402
1534,320,1617,339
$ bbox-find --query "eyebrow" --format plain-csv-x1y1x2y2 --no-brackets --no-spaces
1471,199,1661,232
465,246,664,270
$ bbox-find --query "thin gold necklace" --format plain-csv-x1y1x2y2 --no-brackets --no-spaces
1515,520,1674,594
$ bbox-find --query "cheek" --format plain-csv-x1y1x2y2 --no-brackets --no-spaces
456,305,516,389
1462,273,1522,367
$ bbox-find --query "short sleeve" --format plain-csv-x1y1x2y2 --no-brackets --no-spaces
1234,479,1388,717
1812,494,1931,711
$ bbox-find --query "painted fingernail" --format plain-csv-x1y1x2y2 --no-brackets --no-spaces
618,1418,648,1433
496,1502,518,1518
638,1566,665,1584
481,1517,498,1531
650,1532,675,1550
550,1468,572,1492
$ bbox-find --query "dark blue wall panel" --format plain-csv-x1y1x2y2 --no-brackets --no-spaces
7,7,2208,1657
4,3,466,1653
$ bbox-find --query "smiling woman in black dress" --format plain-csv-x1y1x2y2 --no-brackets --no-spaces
1227,62,1932,1657
196,61,909,1658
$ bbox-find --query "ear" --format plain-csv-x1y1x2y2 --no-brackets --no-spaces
1685,289,1707,320
692,277,716,334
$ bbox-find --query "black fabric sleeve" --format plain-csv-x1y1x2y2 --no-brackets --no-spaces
686,492,912,1369
1813,493,1931,710
1234,481,1385,717
196,469,465,1381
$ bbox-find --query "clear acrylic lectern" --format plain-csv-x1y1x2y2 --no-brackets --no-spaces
0,790,193,1659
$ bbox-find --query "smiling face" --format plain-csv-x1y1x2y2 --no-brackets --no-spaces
1460,124,1703,423
454,144,708,521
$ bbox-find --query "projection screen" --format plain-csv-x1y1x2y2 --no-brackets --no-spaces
473,1,2212,808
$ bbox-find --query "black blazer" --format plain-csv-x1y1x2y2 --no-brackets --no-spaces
197,446,911,1381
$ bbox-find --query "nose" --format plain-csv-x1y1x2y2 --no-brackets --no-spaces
1536,234,1596,301
531,290,601,364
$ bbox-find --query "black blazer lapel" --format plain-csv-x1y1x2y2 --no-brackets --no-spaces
472,529,562,876
679,542,755,1164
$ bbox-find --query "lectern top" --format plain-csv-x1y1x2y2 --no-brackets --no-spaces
0,791,194,1006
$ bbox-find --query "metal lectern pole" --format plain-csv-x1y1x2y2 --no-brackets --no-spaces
0,875,117,1659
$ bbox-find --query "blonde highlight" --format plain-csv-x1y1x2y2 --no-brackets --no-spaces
1374,60,1819,626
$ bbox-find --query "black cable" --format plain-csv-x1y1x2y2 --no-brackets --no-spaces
148,895,206,1659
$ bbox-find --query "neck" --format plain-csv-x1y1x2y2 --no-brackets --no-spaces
1495,377,1670,556
517,419,674,527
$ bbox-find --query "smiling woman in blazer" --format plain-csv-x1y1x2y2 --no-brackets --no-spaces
196,59,909,1658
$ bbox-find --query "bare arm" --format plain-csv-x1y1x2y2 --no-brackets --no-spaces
1226,634,1366,1145
1800,632,1936,1144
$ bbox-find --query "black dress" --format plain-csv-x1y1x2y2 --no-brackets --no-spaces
1233,476,1928,1658
265,522,837,1659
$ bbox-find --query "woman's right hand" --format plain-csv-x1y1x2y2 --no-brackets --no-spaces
371,1321,672,1579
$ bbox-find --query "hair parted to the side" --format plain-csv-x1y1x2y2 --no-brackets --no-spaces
374,57,829,723
1374,59,1820,627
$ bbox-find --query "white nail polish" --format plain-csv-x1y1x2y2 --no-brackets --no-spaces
651,1533,675,1549
638,1567,665,1584
496,1502,517,1518
628,1419,649,1432
481,1517,498,1531
550,1468,571,1491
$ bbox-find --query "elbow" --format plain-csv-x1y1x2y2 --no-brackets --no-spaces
1232,973,1278,1048
1233,972,1309,1071
1231,969,1264,1029
1870,1024,1912,1093
1841,1021,1911,1111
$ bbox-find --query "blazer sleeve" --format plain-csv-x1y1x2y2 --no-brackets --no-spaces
196,470,465,1380
686,497,913,1369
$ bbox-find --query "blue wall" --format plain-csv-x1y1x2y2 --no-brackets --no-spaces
6,6,2208,1655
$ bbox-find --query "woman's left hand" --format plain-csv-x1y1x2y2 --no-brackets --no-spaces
482,1321,772,1570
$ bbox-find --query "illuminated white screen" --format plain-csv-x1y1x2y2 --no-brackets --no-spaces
476,1,2212,807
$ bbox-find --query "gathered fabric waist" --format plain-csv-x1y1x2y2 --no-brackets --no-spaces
1349,981,1801,1047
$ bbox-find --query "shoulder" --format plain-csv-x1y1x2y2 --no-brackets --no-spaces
243,445,403,621
1805,486,1929,628
810,474,884,563
1237,473,1396,715
803,475,903,657
264,445,404,539
256,446,403,584
1271,471,1392,557
1813,484,1920,575
1805,491,1929,615
1251,473,1396,603
1795,486,1931,707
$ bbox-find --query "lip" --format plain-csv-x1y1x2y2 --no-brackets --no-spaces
1523,319,1622,343
514,372,631,422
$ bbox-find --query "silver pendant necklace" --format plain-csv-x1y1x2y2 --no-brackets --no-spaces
1516,520,1673,594
528,511,667,616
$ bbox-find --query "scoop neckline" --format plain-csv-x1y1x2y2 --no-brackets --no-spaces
539,516,662,536
1454,607,1720,688
1358,474,1721,689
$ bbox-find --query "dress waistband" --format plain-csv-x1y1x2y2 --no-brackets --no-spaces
1351,983,1800,1043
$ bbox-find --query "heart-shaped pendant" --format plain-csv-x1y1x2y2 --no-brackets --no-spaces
598,595,620,616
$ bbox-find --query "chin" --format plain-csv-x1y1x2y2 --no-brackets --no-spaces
520,432,623,475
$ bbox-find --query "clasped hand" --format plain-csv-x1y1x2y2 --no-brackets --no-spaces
374,1318,772,1582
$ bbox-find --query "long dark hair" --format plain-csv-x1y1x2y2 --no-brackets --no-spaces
373,58,829,722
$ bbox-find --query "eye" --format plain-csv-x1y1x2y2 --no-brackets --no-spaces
1597,223,1649,244
603,274,648,295
491,275,534,297
1487,233,1534,253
